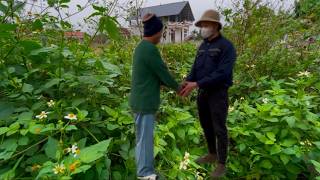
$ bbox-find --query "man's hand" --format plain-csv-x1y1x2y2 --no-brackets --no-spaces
177,81,188,93
179,81,198,97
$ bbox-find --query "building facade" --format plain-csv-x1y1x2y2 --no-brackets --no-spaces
129,1,195,43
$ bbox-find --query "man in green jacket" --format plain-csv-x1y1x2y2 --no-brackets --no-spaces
130,13,180,180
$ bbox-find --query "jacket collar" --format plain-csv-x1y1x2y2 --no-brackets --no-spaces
204,33,222,43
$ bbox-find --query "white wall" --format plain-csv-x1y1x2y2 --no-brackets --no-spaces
129,24,191,44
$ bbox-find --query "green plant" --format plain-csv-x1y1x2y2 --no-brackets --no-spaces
0,0,320,179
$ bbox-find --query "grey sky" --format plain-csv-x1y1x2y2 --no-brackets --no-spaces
26,0,295,32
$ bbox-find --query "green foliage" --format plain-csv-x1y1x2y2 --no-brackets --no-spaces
295,0,320,21
228,77,320,178
0,0,319,179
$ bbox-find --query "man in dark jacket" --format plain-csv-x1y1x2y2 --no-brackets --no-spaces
179,9,237,177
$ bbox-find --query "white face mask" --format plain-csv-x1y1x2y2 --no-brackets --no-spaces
200,27,214,39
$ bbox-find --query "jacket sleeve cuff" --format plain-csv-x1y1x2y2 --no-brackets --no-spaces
197,79,206,89
185,76,192,81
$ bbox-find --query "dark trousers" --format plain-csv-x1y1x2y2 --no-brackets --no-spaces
197,87,229,164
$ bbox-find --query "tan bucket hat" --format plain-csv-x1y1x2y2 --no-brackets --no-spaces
195,9,222,28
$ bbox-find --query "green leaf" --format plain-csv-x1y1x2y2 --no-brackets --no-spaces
176,111,192,121
0,155,23,179
71,165,91,175
0,2,7,13
280,154,290,165
311,160,320,173
103,106,118,118
239,143,246,152
7,122,20,136
270,144,281,155
0,103,14,119
35,161,54,180
253,132,269,144
112,171,122,180
284,116,296,128
20,129,28,136
29,124,44,134
0,24,18,31
100,16,119,40
0,167,15,179
79,139,112,163
314,141,320,149
0,138,18,160
177,129,185,140
32,19,43,31
65,125,77,131
72,98,86,107
92,5,107,12
43,78,61,89
17,111,33,125
282,147,297,155
19,40,42,54
22,83,34,93
60,0,71,4
0,127,9,136
41,123,56,133
266,132,276,141
30,45,58,56
18,136,29,146
98,60,122,75
77,109,88,120
0,31,12,38
44,137,60,160
78,138,87,149
95,86,110,94
260,159,273,169
47,0,58,7
263,117,279,122
280,139,296,147
107,124,119,131
286,163,301,173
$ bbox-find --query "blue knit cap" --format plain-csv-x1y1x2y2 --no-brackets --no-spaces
143,14,163,37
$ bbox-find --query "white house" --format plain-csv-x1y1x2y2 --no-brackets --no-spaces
128,1,195,43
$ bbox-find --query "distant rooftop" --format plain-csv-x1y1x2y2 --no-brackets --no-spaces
141,1,188,17
131,1,195,21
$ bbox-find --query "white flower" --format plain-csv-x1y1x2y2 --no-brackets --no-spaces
179,152,190,170
71,144,78,154
64,113,77,120
35,111,48,120
182,74,187,79
168,90,175,94
297,71,311,77
240,97,245,100
184,152,190,160
280,40,286,44
47,100,55,107
262,98,269,104
66,144,80,157
179,161,188,170
228,106,235,112
52,164,65,174
196,171,204,180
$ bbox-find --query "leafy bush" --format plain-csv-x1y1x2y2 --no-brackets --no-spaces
0,0,320,179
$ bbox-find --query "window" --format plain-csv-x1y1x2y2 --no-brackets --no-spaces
171,29,175,43
184,29,188,38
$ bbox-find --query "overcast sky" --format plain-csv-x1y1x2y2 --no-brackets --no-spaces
26,0,295,32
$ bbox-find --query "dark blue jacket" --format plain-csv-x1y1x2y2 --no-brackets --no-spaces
186,35,237,90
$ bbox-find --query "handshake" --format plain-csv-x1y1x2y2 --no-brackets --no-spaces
177,81,198,97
